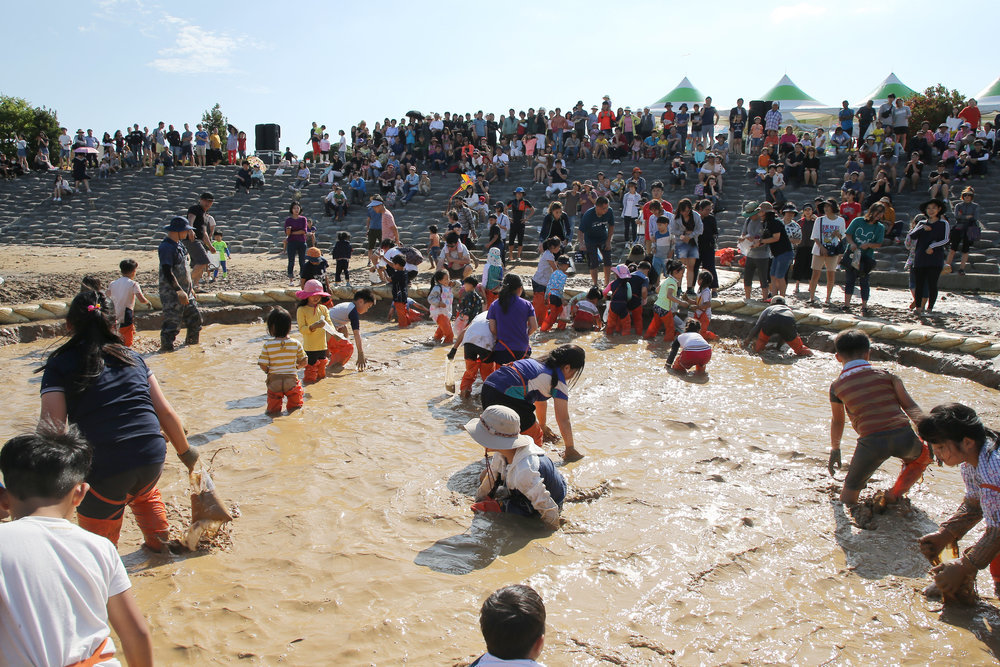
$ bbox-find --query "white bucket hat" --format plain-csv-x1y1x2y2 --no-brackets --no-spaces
465,406,533,451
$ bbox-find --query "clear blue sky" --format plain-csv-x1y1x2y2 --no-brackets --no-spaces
5,0,995,151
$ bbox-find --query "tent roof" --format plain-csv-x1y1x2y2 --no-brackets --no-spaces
854,72,917,106
652,76,705,106
976,76,1000,102
760,75,825,109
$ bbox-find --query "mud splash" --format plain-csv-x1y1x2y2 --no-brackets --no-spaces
0,322,999,663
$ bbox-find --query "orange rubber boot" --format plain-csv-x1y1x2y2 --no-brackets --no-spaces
630,307,643,335
303,361,319,383
662,315,676,342
266,390,285,413
327,338,355,366
788,336,814,356
315,358,328,379
129,484,169,552
698,314,718,340
394,302,411,328
479,362,496,382
119,324,135,347
644,314,663,339
461,359,480,393
285,384,304,410
754,331,770,352
522,421,544,446
890,442,932,499
532,291,546,321
77,514,124,546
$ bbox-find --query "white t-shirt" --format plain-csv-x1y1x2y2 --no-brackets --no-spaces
59,134,73,150
107,276,144,324
677,332,711,351
463,311,495,350
0,516,131,667
384,247,418,273
532,250,557,285
810,215,846,256
492,153,509,168
496,213,511,240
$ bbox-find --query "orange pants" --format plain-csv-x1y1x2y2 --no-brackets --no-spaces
696,313,718,340
754,331,812,356
327,337,355,367
890,442,931,499
522,421,544,446
540,304,565,332
394,302,421,328
303,358,328,383
119,324,135,347
644,311,678,340
77,478,168,551
267,384,304,413
532,291,546,321
461,358,497,392
629,307,644,335
606,311,631,335
484,289,498,308
434,314,454,343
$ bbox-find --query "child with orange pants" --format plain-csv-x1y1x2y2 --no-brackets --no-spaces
645,260,685,341
626,261,652,335
666,318,712,376
603,264,634,335
540,256,571,331
326,288,376,370
531,238,561,320
428,269,455,344
387,255,419,327
454,276,484,337
742,296,812,356
569,287,603,331
447,311,497,399
482,247,505,308
259,307,306,414
296,279,341,382
108,258,149,347
692,269,718,340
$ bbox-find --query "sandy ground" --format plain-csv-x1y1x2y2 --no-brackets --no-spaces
2,244,999,339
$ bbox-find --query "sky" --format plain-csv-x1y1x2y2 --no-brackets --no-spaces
5,0,996,152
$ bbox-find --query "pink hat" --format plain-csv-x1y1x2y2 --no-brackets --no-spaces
295,279,330,300
612,264,631,280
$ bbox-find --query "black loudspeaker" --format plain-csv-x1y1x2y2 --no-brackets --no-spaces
255,123,280,152
748,100,772,124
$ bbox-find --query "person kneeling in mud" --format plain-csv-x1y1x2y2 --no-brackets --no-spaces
828,329,930,508
741,296,812,356
666,318,712,377
467,406,565,531
917,403,1000,600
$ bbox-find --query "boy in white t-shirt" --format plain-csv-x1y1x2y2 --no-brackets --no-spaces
0,426,153,667
107,258,149,347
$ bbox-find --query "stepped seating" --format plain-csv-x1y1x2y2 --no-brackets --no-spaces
1,147,998,280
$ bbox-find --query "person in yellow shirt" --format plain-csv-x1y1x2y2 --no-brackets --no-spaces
295,280,344,382
208,129,222,165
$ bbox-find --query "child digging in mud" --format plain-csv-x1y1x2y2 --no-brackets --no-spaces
917,403,1000,602
296,280,346,383
827,329,931,515
259,308,306,415
666,318,712,377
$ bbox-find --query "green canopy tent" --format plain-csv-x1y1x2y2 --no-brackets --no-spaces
649,77,705,110
760,74,828,110
975,77,1000,112
853,72,918,107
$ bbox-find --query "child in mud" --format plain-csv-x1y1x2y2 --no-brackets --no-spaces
828,329,931,508
568,287,603,332
742,296,812,356
108,259,149,348
644,260,685,341
296,280,343,382
917,403,1000,600
448,311,496,400
326,289,375,371
666,319,712,376
454,276,484,338
467,405,566,530
0,426,154,666
259,307,306,414
428,269,455,345
472,584,547,666
387,255,420,327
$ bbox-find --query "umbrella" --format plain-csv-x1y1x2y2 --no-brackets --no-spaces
405,110,425,120
74,147,98,154
247,155,267,173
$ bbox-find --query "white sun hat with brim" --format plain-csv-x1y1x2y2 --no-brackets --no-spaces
465,406,533,450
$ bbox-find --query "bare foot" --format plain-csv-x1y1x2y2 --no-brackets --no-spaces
563,447,584,462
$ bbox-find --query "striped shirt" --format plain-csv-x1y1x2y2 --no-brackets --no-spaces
258,337,306,375
961,439,1000,528
829,360,910,437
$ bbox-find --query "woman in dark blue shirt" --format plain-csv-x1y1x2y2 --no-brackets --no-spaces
907,198,950,313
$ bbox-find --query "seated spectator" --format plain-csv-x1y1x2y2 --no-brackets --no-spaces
928,162,951,200
898,152,924,192
235,160,251,194
803,146,820,187
969,140,990,177
830,127,851,155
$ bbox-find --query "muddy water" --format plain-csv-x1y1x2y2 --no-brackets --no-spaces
3,323,1000,665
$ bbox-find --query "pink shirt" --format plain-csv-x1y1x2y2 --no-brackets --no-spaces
381,210,398,240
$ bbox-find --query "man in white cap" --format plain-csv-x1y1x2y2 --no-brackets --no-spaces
467,405,566,530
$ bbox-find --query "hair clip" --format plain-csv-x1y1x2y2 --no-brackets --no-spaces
87,304,100,312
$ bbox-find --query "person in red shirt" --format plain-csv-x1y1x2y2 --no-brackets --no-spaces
660,103,676,132
839,190,862,222
957,99,981,130
598,102,615,133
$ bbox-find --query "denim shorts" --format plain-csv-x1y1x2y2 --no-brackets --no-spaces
675,242,699,259
585,243,611,269
770,250,794,277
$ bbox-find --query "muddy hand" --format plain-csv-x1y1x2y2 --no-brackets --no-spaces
918,531,952,564
178,446,200,472
931,560,974,597
828,449,842,476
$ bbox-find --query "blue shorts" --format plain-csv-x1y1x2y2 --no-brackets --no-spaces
675,242,699,260
585,242,611,269
770,250,794,278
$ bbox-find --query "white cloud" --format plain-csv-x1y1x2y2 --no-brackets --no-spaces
769,3,828,23
149,22,243,74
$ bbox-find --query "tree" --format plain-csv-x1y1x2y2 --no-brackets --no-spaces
0,95,61,161
905,84,965,134
201,103,228,136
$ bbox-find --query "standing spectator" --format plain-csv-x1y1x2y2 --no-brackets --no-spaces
184,192,215,287
729,99,748,155
891,98,912,150
283,201,311,285
701,97,718,148
908,198,950,313
694,199,719,290
225,126,239,164
577,196,615,286
740,202,772,301
878,94,896,134
957,99,981,130
166,125,181,161
843,203,886,315
158,216,202,350
180,123,193,165
764,102,782,135
57,127,72,169
194,123,208,166
856,100,876,141
807,199,846,306
838,101,855,146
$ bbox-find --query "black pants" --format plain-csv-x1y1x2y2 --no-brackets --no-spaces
912,265,943,309
693,245,718,288
481,384,536,431
335,259,349,282
78,462,163,520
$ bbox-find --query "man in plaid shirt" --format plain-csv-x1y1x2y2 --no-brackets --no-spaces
764,102,782,133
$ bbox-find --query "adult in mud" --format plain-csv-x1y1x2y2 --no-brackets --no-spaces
480,344,586,462
38,289,198,552
916,403,1000,599
184,192,215,288
486,273,537,366
158,216,202,351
